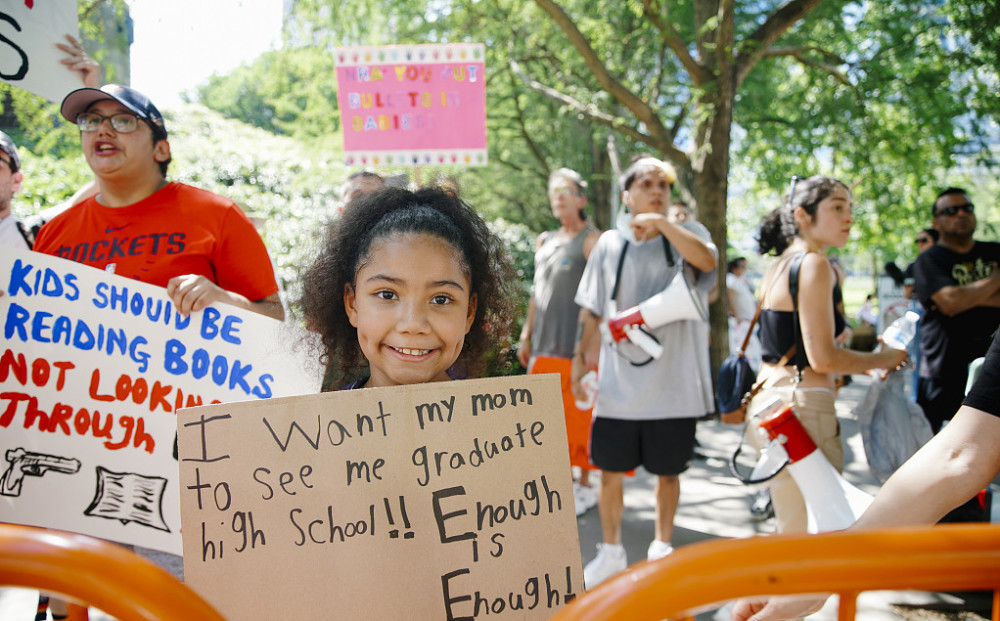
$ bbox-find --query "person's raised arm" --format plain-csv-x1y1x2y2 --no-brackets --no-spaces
57,35,101,88
630,213,716,273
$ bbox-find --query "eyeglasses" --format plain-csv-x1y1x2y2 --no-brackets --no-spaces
76,112,141,134
549,187,581,198
915,236,933,245
934,203,974,217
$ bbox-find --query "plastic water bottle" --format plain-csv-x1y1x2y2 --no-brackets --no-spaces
575,371,598,410
881,310,920,350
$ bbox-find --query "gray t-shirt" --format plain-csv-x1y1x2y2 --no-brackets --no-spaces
575,224,717,420
531,226,597,359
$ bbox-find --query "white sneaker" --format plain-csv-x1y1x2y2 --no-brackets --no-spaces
573,482,598,516
647,539,674,561
583,543,627,589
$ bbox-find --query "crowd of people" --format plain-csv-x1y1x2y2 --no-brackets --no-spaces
3,37,998,621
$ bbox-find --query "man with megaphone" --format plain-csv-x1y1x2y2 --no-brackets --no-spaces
571,155,717,589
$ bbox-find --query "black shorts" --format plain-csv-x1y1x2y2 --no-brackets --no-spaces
589,417,697,476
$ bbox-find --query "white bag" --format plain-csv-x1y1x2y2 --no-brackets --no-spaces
854,372,933,484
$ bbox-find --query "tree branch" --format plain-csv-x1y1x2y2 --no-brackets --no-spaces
669,100,690,144
764,47,855,89
641,0,713,85
505,69,550,173
531,0,679,156
734,0,826,87
768,45,848,66
508,58,656,148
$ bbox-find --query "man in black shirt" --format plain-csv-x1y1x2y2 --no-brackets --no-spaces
913,187,1000,432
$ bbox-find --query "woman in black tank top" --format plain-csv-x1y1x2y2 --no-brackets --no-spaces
748,176,908,533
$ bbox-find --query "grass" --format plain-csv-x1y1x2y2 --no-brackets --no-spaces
841,275,879,321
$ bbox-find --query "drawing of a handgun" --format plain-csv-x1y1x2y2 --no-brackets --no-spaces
1,448,81,497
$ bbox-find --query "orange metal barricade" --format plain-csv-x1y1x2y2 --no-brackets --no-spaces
0,524,224,621
553,523,1000,621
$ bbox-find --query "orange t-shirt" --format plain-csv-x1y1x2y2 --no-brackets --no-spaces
34,182,278,302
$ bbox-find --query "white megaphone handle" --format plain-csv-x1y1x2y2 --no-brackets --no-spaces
749,438,789,481
624,325,663,359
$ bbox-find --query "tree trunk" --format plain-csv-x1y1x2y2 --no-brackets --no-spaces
693,87,736,405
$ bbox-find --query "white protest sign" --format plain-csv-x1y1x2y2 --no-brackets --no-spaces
0,0,81,103
178,374,584,620
0,247,323,554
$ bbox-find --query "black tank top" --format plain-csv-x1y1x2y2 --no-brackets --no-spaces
758,256,847,369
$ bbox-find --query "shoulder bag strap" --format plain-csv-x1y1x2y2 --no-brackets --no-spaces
610,240,629,304
15,218,34,250
661,235,674,267
788,252,806,379
739,296,766,355
740,251,806,404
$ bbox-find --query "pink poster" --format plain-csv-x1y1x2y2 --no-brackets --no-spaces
335,44,487,167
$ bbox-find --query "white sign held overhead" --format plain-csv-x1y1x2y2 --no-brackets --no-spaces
1,0,82,103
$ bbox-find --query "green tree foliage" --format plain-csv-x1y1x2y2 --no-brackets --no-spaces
193,47,341,140
199,0,995,377
14,1,998,378
731,1,998,270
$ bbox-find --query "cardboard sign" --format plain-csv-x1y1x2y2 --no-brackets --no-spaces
0,247,323,554
334,43,488,167
0,0,81,103
178,374,583,620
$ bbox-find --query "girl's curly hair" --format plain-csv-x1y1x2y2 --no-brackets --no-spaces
300,186,518,387
757,175,850,256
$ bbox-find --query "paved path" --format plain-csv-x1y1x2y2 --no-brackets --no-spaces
574,373,997,619
3,374,995,619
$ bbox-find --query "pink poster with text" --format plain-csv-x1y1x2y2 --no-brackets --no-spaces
335,43,487,167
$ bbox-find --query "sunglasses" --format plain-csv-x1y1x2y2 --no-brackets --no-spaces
934,203,974,217
76,112,141,134
916,237,933,245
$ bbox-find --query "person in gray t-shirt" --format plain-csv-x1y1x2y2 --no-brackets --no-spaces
572,156,717,589
517,168,601,517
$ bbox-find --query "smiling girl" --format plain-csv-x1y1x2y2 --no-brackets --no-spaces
748,175,908,533
301,187,517,389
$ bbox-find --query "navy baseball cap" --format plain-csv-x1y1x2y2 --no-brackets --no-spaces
60,84,168,138
0,130,20,172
